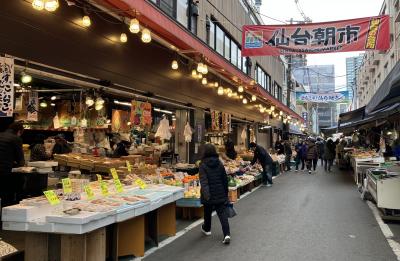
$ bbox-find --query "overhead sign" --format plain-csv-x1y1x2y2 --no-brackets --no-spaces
296,91,350,103
0,57,14,117
242,16,390,56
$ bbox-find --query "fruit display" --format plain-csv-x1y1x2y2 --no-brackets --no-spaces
183,186,200,198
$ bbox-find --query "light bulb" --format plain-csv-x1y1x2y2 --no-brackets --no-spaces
95,97,104,106
217,87,224,95
269,110,272,115
197,73,203,79
85,96,94,107
202,78,207,85
21,72,32,84
287,116,291,120
32,0,44,10
129,18,140,34
40,101,47,108
260,108,265,113
51,96,56,101
50,103,56,107
95,103,103,111
120,33,128,43
141,28,151,43
243,98,248,104
214,82,218,87
270,105,275,111
191,69,197,78
171,60,178,70
239,95,243,99
202,64,208,74
44,0,59,12
238,85,244,93
197,63,204,73
82,15,91,27
251,95,256,101
279,111,283,116
283,119,287,124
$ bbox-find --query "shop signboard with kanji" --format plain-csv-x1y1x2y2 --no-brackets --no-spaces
242,16,390,56
0,57,14,117
296,91,350,103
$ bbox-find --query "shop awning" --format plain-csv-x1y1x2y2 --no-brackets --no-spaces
338,106,365,126
320,126,338,136
365,61,400,114
99,0,304,123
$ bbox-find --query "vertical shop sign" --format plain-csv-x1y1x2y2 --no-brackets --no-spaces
302,112,308,122
131,100,152,127
222,113,231,133
211,110,221,131
27,91,38,121
0,57,14,117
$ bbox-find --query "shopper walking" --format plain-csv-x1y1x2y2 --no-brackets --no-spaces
324,139,336,172
300,141,308,171
316,138,325,166
250,142,273,186
294,141,302,172
283,140,292,171
199,144,231,244
306,138,318,174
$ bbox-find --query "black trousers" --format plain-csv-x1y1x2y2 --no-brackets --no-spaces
306,159,317,171
203,203,230,237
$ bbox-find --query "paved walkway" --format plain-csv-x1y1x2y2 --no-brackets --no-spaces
144,166,399,261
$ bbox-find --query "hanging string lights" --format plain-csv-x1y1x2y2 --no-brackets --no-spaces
32,0,45,10
201,78,207,85
129,18,140,34
120,33,128,43
141,28,151,43
82,15,91,27
251,95,256,102
191,69,197,78
171,60,178,70
217,87,224,95
242,98,248,104
238,85,244,93
32,0,59,12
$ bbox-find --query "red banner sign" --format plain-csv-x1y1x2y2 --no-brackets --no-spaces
242,16,390,56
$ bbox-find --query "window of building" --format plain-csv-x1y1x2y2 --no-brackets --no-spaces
255,65,272,92
208,18,215,49
190,12,197,34
158,0,175,17
237,48,242,70
176,0,188,27
216,25,224,55
224,35,231,61
231,42,238,67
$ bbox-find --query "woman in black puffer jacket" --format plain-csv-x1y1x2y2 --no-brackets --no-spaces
199,144,231,244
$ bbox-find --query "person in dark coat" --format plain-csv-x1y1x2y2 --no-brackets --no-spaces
300,141,308,171
283,140,292,171
0,122,25,206
306,138,318,174
316,138,325,166
224,139,237,160
52,134,72,156
250,142,273,186
275,140,284,155
323,139,336,172
199,144,231,244
294,141,303,171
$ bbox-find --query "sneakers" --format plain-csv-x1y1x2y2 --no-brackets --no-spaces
308,170,312,174
201,225,211,236
295,170,298,172
222,235,231,244
266,184,272,187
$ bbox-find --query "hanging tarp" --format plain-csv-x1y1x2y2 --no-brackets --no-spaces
0,57,14,117
242,16,390,56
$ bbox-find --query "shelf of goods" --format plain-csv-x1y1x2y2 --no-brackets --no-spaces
2,181,184,260
350,150,385,185
365,168,400,219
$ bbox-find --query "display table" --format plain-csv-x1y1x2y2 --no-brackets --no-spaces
350,156,385,185
2,185,184,260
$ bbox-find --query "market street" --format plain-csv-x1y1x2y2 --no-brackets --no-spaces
144,166,399,261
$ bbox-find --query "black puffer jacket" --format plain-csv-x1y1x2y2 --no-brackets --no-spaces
199,156,228,205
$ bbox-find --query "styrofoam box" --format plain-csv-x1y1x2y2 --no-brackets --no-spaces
2,204,52,222
28,218,55,233
2,221,29,231
46,211,112,225
54,215,115,234
28,161,59,168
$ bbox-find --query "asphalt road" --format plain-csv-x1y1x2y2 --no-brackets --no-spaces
144,166,398,261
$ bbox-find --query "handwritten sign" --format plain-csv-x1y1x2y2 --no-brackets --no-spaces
0,57,14,117
135,178,147,189
84,185,94,200
62,178,73,194
126,161,132,173
110,168,118,180
114,179,124,193
100,182,109,196
43,190,60,205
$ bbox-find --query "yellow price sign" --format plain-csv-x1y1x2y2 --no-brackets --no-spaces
84,185,95,200
43,190,60,205
100,181,109,196
135,178,147,189
114,179,124,193
126,161,132,173
96,174,102,182
62,178,72,194
110,168,118,180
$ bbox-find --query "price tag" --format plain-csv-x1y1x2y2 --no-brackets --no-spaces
110,168,118,180
114,179,124,193
100,182,109,196
96,174,102,182
135,178,147,189
62,178,73,194
43,190,60,205
126,161,132,173
84,185,94,200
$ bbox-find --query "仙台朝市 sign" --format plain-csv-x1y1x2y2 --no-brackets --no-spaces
296,91,349,103
242,16,390,56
